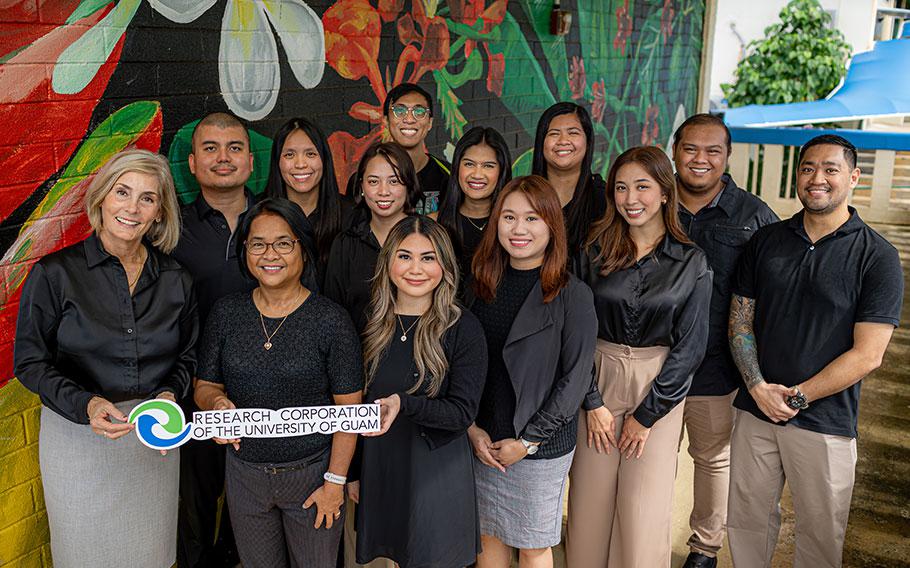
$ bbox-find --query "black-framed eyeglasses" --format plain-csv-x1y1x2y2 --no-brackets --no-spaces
245,239,299,255
390,104,430,120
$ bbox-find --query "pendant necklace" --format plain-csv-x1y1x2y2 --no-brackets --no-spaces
258,289,301,350
397,314,419,342
465,215,487,232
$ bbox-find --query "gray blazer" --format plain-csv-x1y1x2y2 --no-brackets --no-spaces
468,273,597,444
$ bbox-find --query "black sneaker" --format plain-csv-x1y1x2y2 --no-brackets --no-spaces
683,552,718,568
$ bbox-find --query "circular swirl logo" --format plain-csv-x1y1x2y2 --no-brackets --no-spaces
128,399,193,450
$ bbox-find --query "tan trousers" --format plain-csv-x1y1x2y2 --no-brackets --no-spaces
681,392,736,557
566,340,683,568
727,410,857,568
343,497,395,568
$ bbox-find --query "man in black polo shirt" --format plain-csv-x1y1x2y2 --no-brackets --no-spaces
172,111,256,567
382,82,450,214
727,134,903,567
673,114,778,568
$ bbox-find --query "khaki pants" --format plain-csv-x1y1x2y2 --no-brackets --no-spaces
727,410,857,568
343,498,395,568
681,392,736,557
566,340,683,568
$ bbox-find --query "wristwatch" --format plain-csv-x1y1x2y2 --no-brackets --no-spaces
519,438,539,455
785,387,809,410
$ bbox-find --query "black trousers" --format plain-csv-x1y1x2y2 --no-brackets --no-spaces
177,438,238,567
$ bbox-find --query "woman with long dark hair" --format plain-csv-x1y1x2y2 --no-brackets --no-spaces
267,117,351,285
467,175,597,568
434,126,512,275
353,216,487,567
566,147,711,567
531,102,606,260
323,142,420,332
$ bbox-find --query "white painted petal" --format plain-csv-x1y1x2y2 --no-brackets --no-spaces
52,0,141,94
219,0,281,120
260,0,325,89
148,0,218,23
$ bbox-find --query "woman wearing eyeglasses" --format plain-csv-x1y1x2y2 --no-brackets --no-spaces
194,197,364,568
382,82,451,214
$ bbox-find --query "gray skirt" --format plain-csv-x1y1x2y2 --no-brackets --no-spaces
39,402,179,568
474,450,574,549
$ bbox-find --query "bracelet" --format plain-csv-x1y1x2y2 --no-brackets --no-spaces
323,471,346,485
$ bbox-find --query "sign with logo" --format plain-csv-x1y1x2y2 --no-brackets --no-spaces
128,399,381,451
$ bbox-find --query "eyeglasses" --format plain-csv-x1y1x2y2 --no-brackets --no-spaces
390,104,430,120
245,239,299,255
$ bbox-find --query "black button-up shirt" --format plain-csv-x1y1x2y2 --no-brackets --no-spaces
14,235,199,424
678,174,779,396
171,191,258,325
579,235,713,426
733,208,903,438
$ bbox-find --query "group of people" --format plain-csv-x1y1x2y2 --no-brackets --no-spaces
13,80,903,568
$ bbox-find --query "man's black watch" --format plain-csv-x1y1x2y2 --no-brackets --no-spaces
786,387,809,410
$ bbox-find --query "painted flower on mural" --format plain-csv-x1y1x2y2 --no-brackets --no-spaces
591,79,606,123
614,0,632,55
661,0,675,44
569,56,587,101
52,0,326,121
447,0,508,96
641,104,660,146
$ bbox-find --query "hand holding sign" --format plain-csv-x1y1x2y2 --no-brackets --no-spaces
363,394,401,437
212,395,240,450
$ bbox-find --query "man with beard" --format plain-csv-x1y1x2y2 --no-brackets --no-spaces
727,134,903,567
672,114,778,568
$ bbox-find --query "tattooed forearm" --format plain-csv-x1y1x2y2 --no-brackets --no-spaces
729,295,765,390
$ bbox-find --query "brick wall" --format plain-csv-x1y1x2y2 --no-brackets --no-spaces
0,0,705,564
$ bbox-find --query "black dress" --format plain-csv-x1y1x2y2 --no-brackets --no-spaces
356,314,486,568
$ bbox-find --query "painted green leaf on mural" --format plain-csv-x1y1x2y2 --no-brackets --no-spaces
168,121,273,204
439,47,484,90
512,148,534,177
66,0,115,24
577,0,628,94
434,70,469,141
484,12,556,136
53,0,141,94
519,0,572,101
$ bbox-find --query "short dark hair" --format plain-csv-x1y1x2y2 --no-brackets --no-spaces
383,82,434,117
798,134,858,170
351,142,421,222
191,111,250,149
235,197,319,288
673,113,732,153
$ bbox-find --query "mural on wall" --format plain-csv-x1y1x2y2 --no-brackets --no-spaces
0,0,704,389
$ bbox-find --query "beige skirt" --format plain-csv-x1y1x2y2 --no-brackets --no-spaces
39,401,179,568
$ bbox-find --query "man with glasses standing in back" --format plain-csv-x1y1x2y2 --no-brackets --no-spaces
382,82,450,214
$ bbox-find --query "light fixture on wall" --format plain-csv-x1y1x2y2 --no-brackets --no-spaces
550,0,572,36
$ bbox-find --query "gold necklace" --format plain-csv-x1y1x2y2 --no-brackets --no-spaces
465,215,487,232
257,289,302,350
126,249,147,290
396,314,419,342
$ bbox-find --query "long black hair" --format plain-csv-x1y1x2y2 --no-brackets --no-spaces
437,126,512,249
266,117,342,266
235,197,319,290
531,102,598,255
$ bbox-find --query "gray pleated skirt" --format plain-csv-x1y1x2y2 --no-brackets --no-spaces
39,402,179,568
474,449,574,549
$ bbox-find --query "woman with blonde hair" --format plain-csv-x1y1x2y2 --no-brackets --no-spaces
14,148,197,567
353,215,488,568
566,146,712,567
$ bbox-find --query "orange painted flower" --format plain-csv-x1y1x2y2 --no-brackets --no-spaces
641,104,660,145
448,0,508,96
323,0,385,98
569,56,587,100
591,79,606,123
614,0,632,55
661,0,675,44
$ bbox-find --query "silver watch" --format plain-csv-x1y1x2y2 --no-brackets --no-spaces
519,438,539,455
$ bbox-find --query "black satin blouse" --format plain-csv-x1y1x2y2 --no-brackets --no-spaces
579,235,712,427
13,234,199,424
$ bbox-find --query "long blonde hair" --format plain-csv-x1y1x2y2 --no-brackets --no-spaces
363,216,461,397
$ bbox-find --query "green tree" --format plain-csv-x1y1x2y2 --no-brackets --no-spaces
722,0,851,107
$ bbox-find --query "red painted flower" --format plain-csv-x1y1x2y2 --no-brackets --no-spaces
661,0,675,44
448,0,508,96
591,79,606,123
569,56,587,100
323,0,386,100
614,0,632,55
641,104,660,146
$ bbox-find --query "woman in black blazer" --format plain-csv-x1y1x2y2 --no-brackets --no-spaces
466,175,597,568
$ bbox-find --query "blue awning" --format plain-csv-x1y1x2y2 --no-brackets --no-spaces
723,32,910,127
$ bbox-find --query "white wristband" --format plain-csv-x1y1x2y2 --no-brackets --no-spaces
323,471,346,485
